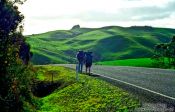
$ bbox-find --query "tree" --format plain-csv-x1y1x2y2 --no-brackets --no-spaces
153,43,165,66
169,36,175,66
171,35,175,43
152,36,175,68
0,0,34,111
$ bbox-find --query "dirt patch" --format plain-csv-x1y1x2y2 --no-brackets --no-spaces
32,80,61,97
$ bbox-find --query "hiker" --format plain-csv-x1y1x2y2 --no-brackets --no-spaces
85,52,93,75
19,42,32,65
76,50,85,73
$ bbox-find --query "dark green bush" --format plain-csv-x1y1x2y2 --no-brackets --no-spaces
153,36,175,68
0,0,34,111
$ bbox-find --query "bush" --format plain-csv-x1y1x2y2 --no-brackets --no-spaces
153,37,175,68
0,0,34,111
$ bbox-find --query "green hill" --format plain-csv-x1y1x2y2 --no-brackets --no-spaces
26,26,175,64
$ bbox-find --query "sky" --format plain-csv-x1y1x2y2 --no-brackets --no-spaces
19,0,175,35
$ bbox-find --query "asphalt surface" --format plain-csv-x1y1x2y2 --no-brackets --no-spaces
59,64,175,99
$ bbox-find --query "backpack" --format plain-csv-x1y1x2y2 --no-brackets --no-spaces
85,53,92,64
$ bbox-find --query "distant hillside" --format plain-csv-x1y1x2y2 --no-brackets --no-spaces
26,26,175,64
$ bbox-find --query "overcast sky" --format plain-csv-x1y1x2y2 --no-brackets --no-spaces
19,0,175,35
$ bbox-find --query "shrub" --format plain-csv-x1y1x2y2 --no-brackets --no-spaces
0,0,34,111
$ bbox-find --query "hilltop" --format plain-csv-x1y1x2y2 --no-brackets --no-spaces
26,25,175,64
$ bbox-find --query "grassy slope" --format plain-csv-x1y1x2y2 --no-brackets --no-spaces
27,26,175,64
33,66,140,111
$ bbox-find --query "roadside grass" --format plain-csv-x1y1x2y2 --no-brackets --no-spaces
33,66,140,111
96,58,172,68
96,58,154,67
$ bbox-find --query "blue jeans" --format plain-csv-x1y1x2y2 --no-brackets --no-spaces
78,61,83,73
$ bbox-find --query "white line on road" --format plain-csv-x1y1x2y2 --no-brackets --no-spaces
92,72,175,101
52,64,175,103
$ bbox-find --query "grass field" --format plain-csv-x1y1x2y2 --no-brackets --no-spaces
30,66,140,111
96,58,154,67
96,58,172,68
26,26,175,64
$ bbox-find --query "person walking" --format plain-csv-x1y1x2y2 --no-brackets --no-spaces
76,50,85,73
85,52,93,75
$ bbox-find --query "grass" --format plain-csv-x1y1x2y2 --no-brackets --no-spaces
96,58,154,67
96,58,173,68
26,26,175,64
32,66,140,111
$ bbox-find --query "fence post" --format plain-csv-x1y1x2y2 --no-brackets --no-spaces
76,64,79,81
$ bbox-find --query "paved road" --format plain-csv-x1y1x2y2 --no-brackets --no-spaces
59,64,175,99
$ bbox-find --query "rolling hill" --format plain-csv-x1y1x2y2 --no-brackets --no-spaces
26,26,175,64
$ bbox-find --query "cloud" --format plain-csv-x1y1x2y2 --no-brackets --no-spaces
132,13,172,21
129,1,175,21
75,0,175,22
19,0,175,35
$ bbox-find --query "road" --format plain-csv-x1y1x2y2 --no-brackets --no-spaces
59,64,175,100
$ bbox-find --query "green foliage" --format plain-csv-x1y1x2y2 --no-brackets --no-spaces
152,36,175,68
0,0,34,111
34,66,140,111
27,26,175,64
